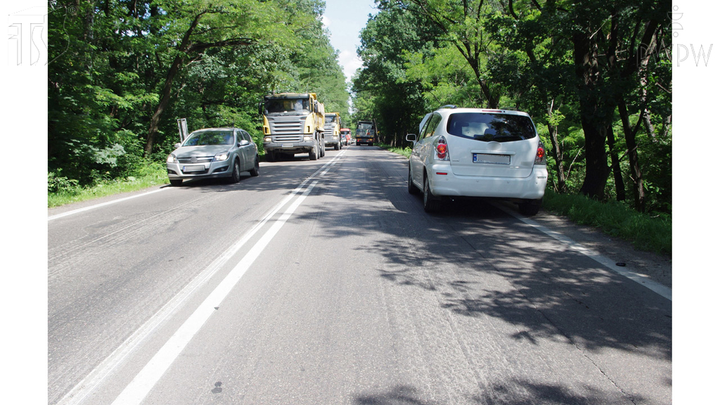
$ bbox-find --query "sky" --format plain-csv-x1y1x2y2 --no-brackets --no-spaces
321,0,378,83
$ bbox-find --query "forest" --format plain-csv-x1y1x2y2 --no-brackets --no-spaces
48,0,671,215
353,0,671,214
48,0,350,192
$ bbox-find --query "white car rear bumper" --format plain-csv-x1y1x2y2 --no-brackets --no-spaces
428,163,548,200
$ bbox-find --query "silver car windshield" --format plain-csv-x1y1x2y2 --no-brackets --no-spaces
447,113,536,142
183,131,234,146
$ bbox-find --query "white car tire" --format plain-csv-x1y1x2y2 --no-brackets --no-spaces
423,176,441,213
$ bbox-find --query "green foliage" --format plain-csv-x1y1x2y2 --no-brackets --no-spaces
353,3,441,146
379,144,412,159
542,190,671,256
47,170,79,194
49,0,348,199
355,0,671,214
48,162,168,208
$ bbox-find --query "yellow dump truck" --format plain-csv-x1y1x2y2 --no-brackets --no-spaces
323,112,343,150
261,92,325,161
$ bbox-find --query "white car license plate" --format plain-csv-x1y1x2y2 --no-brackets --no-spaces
182,165,205,173
473,153,510,165
282,143,293,148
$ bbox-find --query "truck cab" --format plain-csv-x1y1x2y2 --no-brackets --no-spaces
355,120,377,146
261,93,325,161
324,112,342,150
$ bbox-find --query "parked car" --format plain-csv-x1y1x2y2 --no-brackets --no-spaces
406,106,547,215
167,127,259,186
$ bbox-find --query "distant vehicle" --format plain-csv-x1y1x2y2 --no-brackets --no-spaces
261,92,325,161
355,121,377,146
167,127,259,186
324,112,343,150
406,106,547,215
340,128,351,146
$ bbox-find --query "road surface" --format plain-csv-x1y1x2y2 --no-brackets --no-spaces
48,146,671,405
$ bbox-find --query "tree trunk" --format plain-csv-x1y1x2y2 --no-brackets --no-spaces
606,124,626,201
617,99,645,212
465,55,500,108
547,98,567,193
572,31,611,199
144,13,204,157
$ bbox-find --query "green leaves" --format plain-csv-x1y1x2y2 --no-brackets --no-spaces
352,0,670,213
49,0,349,188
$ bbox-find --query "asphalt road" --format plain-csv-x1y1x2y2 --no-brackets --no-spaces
47,146,671,405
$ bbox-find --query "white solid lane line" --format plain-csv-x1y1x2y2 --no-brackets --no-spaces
56,183,300,405
56,153,345,405
111,180,319,405
494,202,672,301
48,188,168,221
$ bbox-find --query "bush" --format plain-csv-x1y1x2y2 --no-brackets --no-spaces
48,171,80,193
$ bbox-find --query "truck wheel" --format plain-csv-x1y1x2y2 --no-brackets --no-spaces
335,143,340,150
309,144,318,160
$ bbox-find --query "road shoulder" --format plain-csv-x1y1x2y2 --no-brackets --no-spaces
529,208,672,289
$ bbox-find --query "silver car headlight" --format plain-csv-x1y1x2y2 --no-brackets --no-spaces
213,152,229,162
167,154,177,163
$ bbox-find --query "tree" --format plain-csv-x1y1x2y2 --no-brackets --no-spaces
142,0,298,156
354,2,442,145
49,0,350,189
393,0,504,108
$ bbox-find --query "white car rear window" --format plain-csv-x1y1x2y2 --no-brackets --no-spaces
446,113,536,142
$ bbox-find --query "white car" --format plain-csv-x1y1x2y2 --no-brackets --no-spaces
406,106,548,215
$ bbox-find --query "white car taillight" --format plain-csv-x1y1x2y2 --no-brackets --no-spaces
435,136,449,160
535,140,547,165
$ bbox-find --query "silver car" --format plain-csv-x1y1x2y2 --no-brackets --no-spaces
166,128,259,186
406,107,548,215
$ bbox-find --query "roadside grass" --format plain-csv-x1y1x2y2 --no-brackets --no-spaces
542,191,671,257
48,163,168,208
379,144,412,158
379,143,671,257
